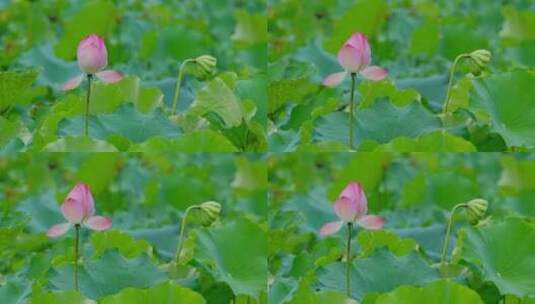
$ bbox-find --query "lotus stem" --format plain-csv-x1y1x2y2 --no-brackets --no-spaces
172,59,195,115
349,72,357,150
175,205,200,264
440,203,468,272
346,222,353,297
74,224,80,291
84,74,93,137
443,54,469,114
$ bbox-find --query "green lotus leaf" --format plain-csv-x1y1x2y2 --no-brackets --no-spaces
367,279,483,304
498,156,535,195
0,69,39,109
90,230,152,259
42,136,118,152
58,104,181,143
28,289,92,304
470,70,535,148
314,99,441,147
189,77,243,128
369,131,476,152
357,229,418,257
460,217,535,298
99,281,205,304
195,216,267,300
48,250,166,299
129,131,238,152
316,248,439,300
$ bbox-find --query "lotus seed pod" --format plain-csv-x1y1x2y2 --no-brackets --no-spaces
195,55,217,74
198,201,221,226
466,198,488,224
469,49,491,67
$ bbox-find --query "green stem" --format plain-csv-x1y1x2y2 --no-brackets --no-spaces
84,74,93,137
349,73,356,150
346,223,352,297
171,59,195,115
440,203,467,272
74,224,80,291
442,54,469,114
175,205,200,264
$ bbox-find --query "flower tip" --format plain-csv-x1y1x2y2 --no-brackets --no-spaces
83,33,105,43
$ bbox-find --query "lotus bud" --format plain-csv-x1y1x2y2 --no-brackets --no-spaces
77,34,108,75
198,201,221,226
466,198,488,224
189,55,217,78
469,49,491,68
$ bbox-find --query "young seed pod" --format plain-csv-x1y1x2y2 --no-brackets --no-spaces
198,201,222,226
190,55,217,78
466,198,488,224
469,49,492,68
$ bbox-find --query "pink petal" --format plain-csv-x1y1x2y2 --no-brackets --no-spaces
61,198,85,224
47,223,72,238
77,34,108,74
346,33,371,68
67,183,95,219
333,197,360,223
85,216,112,231
60,74,84,91
319,221,344,236
358,215,384,230
339,181,368,217
338,44,365,73
360,66,388,81
322,72,347,87
95,70,123,83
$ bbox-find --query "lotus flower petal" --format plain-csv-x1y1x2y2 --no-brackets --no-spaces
358,215,385,230
338,45,364,73
61,198,85,224
339,181,368,217
346,33,371,68
361,66,388,81
66,183,95,219
60,74,84,91
333,197,360,222
95,70,123,83
319,221,344,236
85,216,112,231
338,33,371,72
323,72,347,87
47,223,72,238
77,34,108,74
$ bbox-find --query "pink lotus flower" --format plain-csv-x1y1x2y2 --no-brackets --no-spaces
319,181,384,236
323,33,387,87
47,183,112,237
61,34,123,91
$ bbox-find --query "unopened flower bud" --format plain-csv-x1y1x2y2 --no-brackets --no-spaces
466,198,488,224
469,49,491,68
194,55,217,74
198,201,221,226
